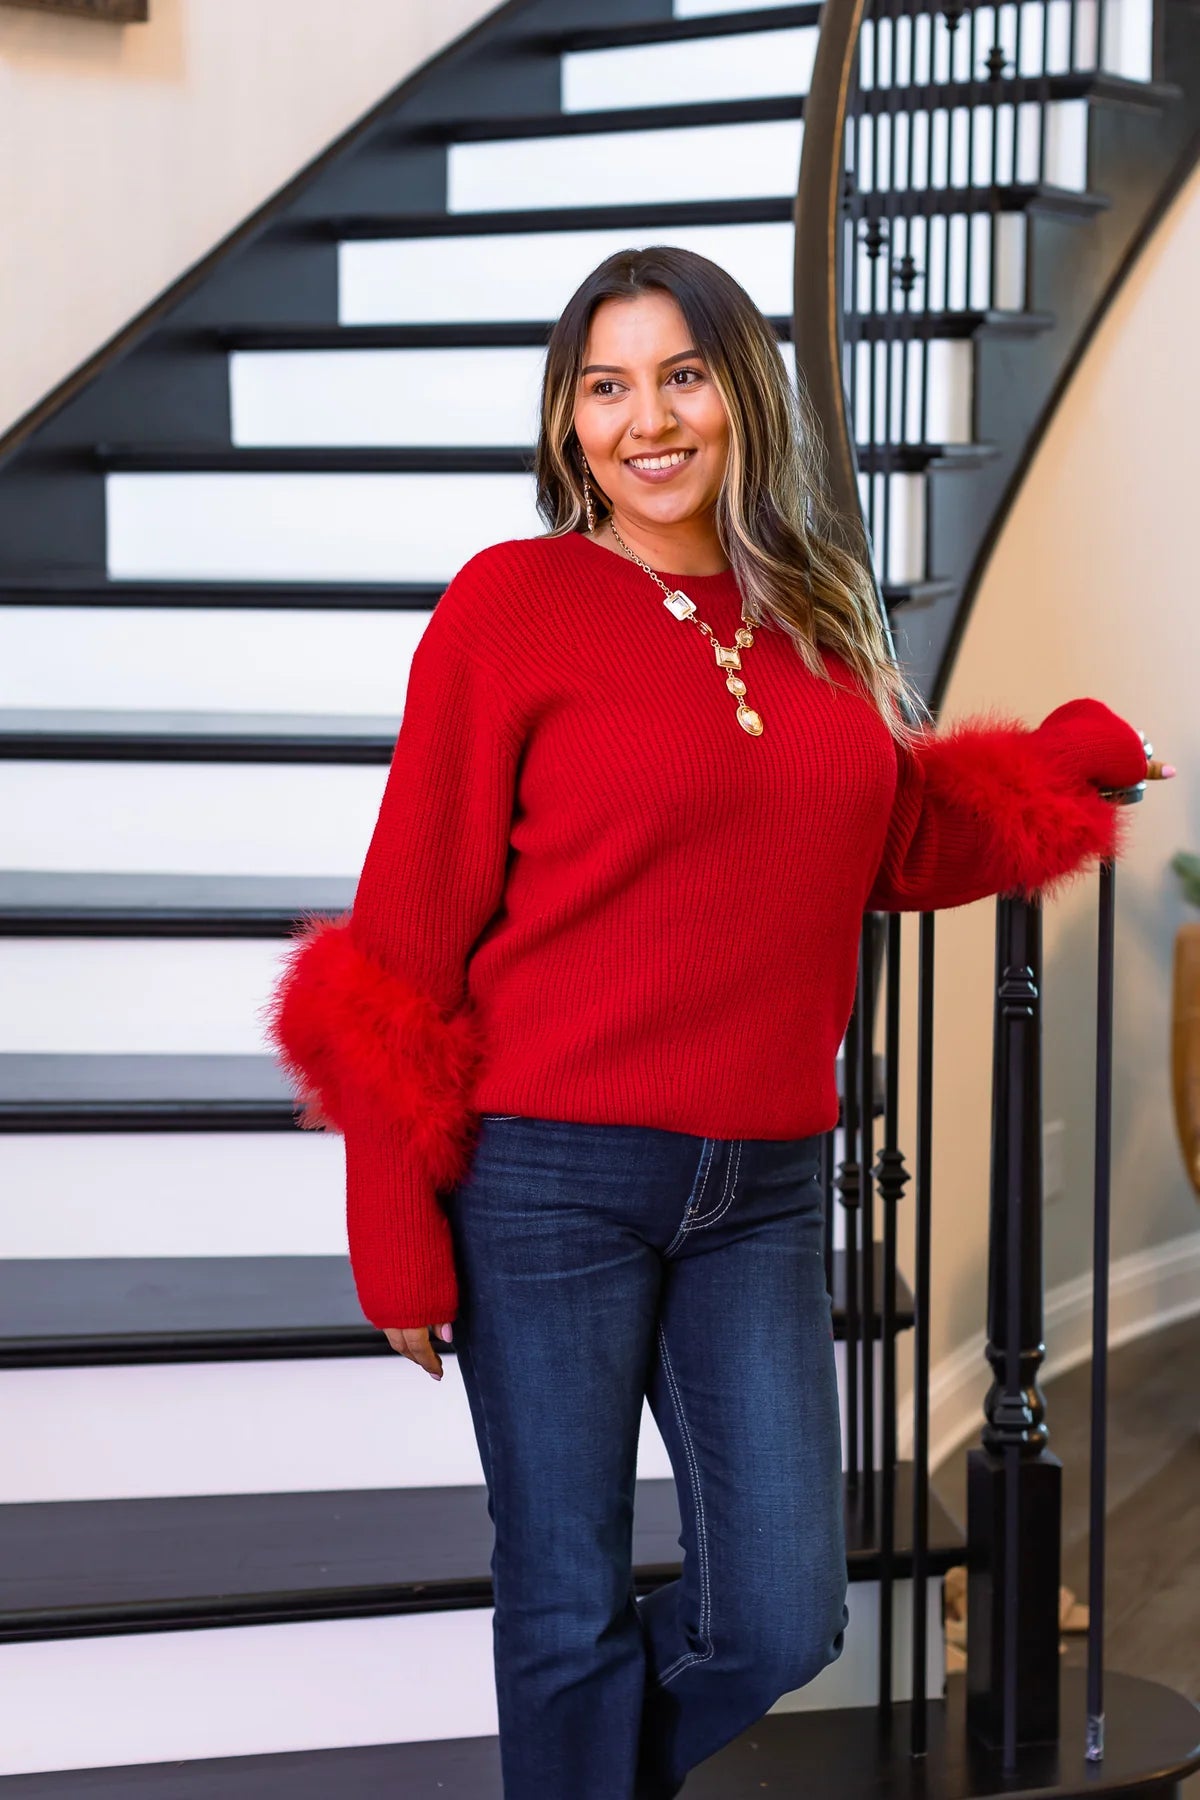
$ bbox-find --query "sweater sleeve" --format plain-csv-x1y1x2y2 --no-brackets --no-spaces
865,697,1148,914
260,576,523,1330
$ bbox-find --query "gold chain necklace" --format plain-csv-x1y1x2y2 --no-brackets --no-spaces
605,518,765,737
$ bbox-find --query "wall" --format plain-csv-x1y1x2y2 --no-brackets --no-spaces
0,0,498,433
898,157,1200,1457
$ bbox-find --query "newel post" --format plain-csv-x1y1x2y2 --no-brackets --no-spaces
967,895,1062,1758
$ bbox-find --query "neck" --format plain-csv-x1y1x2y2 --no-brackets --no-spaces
598,509,730,577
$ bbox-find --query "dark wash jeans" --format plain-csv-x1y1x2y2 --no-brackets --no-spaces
444,1115,849,1799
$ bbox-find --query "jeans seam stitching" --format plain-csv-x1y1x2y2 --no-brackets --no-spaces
653,1321,715,1685
687,1136,742,1229
662,1137,715,1258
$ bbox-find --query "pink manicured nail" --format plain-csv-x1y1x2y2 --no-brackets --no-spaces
1162,764,1176,778
436,1323,453,1343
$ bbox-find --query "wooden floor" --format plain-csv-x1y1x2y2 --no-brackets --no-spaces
933,1311,1200,1794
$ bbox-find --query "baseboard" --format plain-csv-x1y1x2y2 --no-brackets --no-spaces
895,1228,1200,1473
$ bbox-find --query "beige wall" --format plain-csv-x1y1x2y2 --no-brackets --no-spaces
894,157,1200,1387
0,0,498,433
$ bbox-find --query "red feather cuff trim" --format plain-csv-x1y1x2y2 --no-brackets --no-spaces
917,708,1136,903
260,911,487,1191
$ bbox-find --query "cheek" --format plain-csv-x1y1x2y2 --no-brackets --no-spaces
690,394,730,453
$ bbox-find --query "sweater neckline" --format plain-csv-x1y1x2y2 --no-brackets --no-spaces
561,527,740,593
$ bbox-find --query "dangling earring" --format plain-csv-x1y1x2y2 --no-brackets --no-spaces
580,456,597,533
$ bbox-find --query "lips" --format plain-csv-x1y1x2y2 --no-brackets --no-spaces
623,448,698,482
624,449,696,470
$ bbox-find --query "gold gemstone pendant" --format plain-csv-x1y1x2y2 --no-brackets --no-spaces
737,704,764,736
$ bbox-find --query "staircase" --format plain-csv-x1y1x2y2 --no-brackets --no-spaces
0,0,1198,1791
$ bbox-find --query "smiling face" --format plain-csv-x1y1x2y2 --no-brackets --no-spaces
573,289,730,548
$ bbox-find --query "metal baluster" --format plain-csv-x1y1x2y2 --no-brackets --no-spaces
1037,0,1051,185
877,908,910,1710
910,909,935,1756
860,916,877,1528
1085,741,1146,1759
1086,853,1116,1762
823,1124,837,1301
841,982,863,1489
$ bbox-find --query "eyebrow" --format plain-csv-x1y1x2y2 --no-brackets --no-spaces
580,348,703,376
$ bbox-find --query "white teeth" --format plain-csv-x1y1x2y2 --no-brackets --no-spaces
627,450,694,470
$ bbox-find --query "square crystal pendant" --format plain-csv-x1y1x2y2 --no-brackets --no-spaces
663,590,696,620
715,644,742,669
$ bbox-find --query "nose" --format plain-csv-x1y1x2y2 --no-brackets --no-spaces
629,384,678,443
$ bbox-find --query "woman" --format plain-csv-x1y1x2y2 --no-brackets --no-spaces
263,247,1171,1799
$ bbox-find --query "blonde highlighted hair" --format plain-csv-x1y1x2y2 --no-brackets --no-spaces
533,244,932,745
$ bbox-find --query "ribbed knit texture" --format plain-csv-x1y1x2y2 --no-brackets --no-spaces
265,530,1148,1328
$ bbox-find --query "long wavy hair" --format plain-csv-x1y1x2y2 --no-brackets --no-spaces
533,245,932,744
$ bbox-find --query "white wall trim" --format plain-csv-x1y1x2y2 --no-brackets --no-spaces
896,1228,1200,1471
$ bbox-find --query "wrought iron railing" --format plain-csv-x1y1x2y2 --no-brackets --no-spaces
794,0,1166,1774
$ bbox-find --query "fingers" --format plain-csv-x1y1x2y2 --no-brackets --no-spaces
1146,759,1176,780
382,1325,444,1379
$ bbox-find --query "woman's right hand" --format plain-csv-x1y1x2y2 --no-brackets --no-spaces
383,1323,453,1379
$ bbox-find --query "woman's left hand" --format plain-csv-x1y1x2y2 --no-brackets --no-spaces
1031,699,1174,791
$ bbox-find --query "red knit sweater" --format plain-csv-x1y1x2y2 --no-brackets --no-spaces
263,530,1148,1329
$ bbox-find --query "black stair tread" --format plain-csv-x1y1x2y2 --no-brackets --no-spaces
211,308,1053,351
0,1054,296,1130
0,870,355,934
316,185,1106,241
0,706,401,764
884,576,959,610
0,1464,958,1641
426,93,810,144
0,1672,1194,1795
422,71,1178,145
0,571,954,612
0,576,446,608
90,441,996,475
0,866,930,936
0,1051,887,1133
849,182,1111,219
0,1247,912,1368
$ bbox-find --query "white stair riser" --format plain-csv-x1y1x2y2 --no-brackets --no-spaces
0,1578,944,1777
0,604,429,714
448,117,805,213
562,26,819,113
0,1128,857,1258
0,1348,883,1501
855,469,927,586
849,339,974,446
229,339,973,450
0,937,318,1054
664,0,1150,75
449,103,1086,218
582,0,1151,98
847,211,1026,314
851,98,1087,193
340,221,798,323
231,343,546,449
0,1131,344,1258
338,216,1025,327
102,469,928,587
858,0,1150,85
0,760,385,875
105,470,541,585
